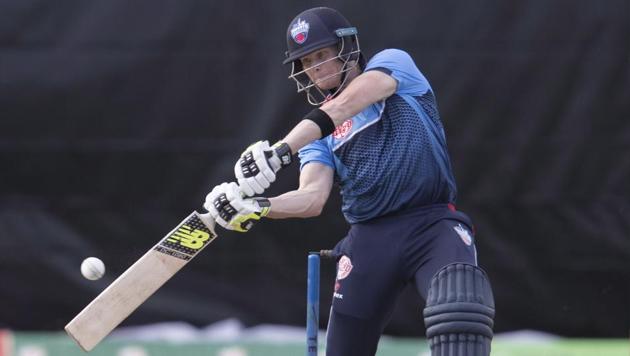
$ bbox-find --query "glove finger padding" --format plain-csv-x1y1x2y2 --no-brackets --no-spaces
235,140,285,197
203,183,232,228
204,181,270,232
243,176,266,196
223,182,246,211
234,161,266,197
251,144,277,183
235,165,255,197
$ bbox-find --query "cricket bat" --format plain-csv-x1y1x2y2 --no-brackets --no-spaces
65,211,217,351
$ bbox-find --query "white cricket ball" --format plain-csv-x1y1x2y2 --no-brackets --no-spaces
81,257,105,280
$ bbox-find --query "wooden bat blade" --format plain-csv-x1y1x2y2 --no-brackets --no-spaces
64,211,217,351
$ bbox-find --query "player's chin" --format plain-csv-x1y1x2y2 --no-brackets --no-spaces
315,76,342,90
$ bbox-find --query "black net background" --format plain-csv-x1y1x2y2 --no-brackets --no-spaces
0,0,628,336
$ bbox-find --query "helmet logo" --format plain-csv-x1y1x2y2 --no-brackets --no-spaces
290,18,310,44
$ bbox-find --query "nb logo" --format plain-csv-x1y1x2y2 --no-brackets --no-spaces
167,225,210,249
281,154,291,166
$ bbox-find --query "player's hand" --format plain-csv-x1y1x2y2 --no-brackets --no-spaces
203,182,271,232
235,140,293,197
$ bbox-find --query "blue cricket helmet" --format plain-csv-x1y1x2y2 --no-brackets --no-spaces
283,7,364,105
284,7,356,64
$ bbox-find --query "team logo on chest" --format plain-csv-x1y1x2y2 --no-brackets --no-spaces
290,18,309,44
333,119,353,139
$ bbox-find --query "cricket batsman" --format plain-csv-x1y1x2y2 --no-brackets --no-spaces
205,7,495,356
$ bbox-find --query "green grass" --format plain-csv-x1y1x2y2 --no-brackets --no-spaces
4,331,629,356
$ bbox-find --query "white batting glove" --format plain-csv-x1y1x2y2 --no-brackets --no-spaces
234,140,293,196
203,182,271,232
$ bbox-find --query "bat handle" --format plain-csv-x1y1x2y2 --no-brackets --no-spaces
197,212,217,231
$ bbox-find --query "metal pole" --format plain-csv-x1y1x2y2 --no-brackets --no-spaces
306,252,320,356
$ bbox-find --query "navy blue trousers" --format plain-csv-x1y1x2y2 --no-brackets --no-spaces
326,204,478,356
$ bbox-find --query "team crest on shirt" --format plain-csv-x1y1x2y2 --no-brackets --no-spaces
290,18,309,44
333,119,353,139
454,223,473,246
336,255,353,280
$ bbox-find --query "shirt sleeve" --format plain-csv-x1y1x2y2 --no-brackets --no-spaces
297,138,335,171
364,49,431,96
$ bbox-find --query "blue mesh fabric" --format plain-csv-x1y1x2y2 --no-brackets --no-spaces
334,93,456,223
415,90,444,132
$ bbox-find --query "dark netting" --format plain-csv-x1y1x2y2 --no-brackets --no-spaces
0,0,628,337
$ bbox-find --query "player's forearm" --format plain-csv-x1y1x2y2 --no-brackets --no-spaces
320,71,395,124
267,189,326,219
280,96,360,154
282,120,326,155
282,71,396,154
281,90,369,154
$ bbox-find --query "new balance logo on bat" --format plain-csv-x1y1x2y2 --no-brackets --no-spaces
167,225,210,249
156,215,217,260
